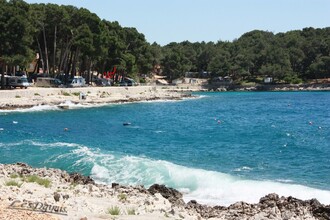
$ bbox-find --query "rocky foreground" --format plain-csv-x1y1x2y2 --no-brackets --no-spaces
0,163,329,220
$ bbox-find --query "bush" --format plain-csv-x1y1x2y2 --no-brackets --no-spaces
5,180,22,187
117,193,127,202
62,91,71,96
24,175,51,188
10,173,19,178
127,208,136,215
108,206,120,215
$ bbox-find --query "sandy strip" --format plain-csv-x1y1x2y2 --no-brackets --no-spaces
0,86,193,110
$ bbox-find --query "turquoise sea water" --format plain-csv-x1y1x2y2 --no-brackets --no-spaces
0,91,329,205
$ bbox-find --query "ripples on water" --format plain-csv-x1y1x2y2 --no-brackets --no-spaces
0,91,329,205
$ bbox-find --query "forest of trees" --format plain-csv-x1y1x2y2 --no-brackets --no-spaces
1,0,330,89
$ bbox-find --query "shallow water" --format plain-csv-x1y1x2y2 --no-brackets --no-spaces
1,91,329,205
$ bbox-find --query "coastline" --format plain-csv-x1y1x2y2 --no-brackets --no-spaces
0,163,329,220
1,86,330,219
0,83,329,110
0,86,192,110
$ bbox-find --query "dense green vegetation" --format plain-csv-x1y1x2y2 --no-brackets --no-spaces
1,0,330,89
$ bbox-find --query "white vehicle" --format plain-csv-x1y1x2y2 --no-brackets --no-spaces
1,76,30,89
68,76,86,87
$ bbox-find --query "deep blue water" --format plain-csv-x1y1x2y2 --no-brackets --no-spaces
1,92,330,205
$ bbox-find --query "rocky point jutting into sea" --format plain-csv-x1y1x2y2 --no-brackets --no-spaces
0,163,330,220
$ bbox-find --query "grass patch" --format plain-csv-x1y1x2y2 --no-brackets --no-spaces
10,173,19,179
5,180,22,187
24,175,51,188
62,91,71,96
72,92,80,96
34,93,40,96
15,95,21,98
127,208,136,215
108,206,120,215
117,193,127,202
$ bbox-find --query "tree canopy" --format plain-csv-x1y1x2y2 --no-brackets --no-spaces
1,0,329,88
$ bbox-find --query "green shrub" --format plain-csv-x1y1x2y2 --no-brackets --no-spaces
127,208,136,215
25,175,51,188
10,173,19,178
5,180,22,187
15,95,21,98
62,91,71,96
108,206,120,215
117,193,127,202
34,93,40,96
72,92,80,96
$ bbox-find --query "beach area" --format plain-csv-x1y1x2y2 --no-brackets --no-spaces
1,87,330,220
0,86,194,110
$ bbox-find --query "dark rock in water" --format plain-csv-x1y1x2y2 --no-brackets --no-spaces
148,184,185,206
69,172,95,185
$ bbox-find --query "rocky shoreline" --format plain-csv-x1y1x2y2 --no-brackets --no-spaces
209,83,330,92
0,163,329,219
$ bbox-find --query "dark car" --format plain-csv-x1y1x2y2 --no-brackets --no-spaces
94,78,112,86
119,78,137,86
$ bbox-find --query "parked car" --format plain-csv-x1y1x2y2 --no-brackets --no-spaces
67,76,86,87
35,77,63,87
93,78,112,86
1,76,30,89
119,78,137,86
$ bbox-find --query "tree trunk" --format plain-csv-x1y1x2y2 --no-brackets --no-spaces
71,47,80,77
53,25,57,76
36,36,44,74
43,25,49,75
1,64,4,90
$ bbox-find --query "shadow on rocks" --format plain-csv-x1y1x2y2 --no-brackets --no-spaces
148,184,185,206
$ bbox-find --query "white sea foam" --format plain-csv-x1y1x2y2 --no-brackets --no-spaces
233,166,253,172
0,105,59,113
7,140,328,207
87,153,330,206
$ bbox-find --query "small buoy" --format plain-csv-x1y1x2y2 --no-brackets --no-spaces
217,120,221,124
13,121,18,124
64,128,69,131
309,121,313,125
